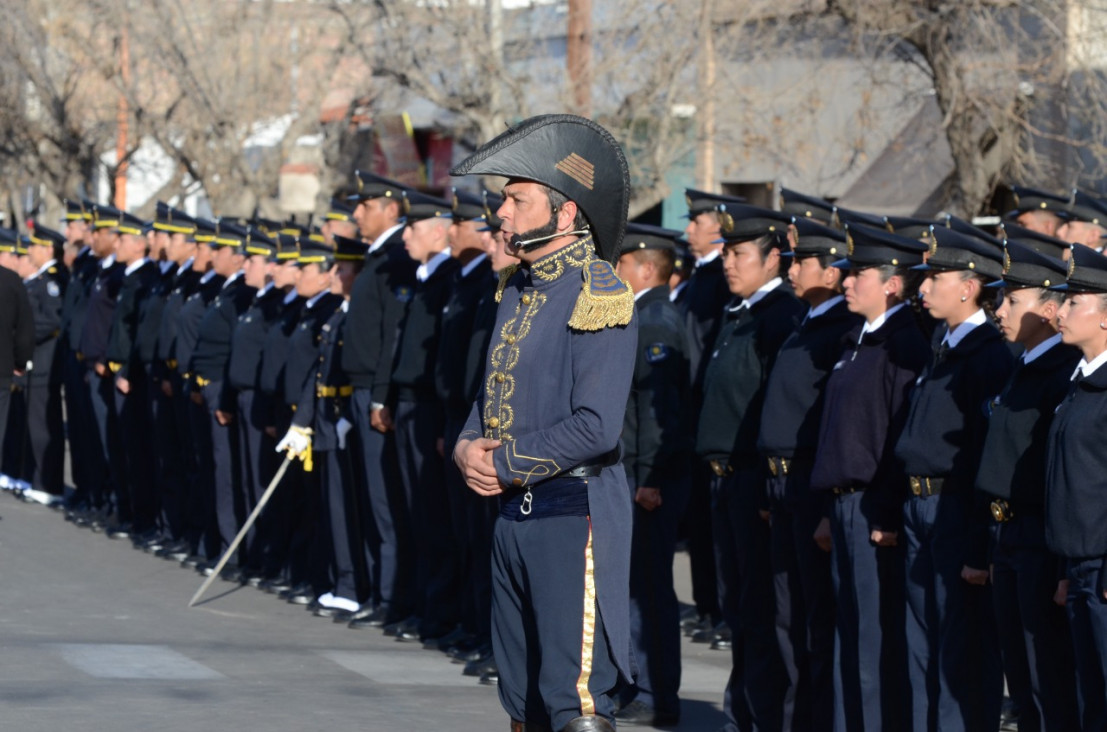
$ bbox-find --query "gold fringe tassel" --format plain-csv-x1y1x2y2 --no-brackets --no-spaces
495,264,520,303
568,266,634,332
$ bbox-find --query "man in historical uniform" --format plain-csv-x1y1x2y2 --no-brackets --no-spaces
452,114,637,732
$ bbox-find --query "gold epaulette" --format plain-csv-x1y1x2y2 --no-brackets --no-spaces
568,260,634,332
495,264,520,303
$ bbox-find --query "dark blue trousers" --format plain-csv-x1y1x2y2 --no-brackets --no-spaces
492,515,618,730
626,472,688,717
25,371,64,495
903,492,1002,732
712,466,785,732
195,381,241,559
148,366,183,538
63,352,102,505
317,445,361,602
89,369,123,517
350,388,409,619
177,379,204,551
1065,556,1107,731
236,389,277,573
114,369,155,532
394,398,459,635
768,469,835,732
684,460,720,621
829,490,907,732
444,413,479,636
993,515,1078,732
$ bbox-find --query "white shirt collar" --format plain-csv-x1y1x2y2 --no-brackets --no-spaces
159,260,174,275
177,256,195,276
282,290,299,305
221,269,244,288
340,300,349,313
78,245,90,258
805,295,844,321
1022,333,1062,365
368,223,404,254
123,257,149,277
257,281,275,297
736,277,782,310
26,259,57,282
100,254,116,269
695,248,720,268
199,269,218,284
860,302,907,341
669,280,687,302
416,249,451,283
634,285,659,302
941,308,988,350
1074,348,1107,379
460,252,488,278
305,290,329,309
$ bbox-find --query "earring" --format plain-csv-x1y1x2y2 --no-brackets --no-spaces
1100,322,1106,330
883,291,890,296
960,296,967,302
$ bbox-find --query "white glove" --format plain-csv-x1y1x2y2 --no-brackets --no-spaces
276,426,311,455
336,417,353,450
25,361,33,373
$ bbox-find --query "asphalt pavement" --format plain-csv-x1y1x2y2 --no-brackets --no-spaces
0,493,730,731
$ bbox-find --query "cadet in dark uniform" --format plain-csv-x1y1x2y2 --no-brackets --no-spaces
173,219,223,565
281,234,366,618
78,206,126,530
343,172,419,632
1056,190,1107,252
21,224,67,500
0,230,34,479
188,222,258,570
612,223,691,728
811,224,929,731
894,226,1012,732
680,189,743,639
1045,244,1107,731
452,115,637,732
760,217,859,732
437,188,496,654
274,238,344,602
978,241,1079,732
227,234,290,584
1006,186,1069,239
253,234,304,588
133,203,193,552
388,191,462,642
105,212,161,539
59,201,100,514
696,204,804,732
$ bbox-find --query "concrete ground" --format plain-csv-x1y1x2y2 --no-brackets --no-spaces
0,494,730,731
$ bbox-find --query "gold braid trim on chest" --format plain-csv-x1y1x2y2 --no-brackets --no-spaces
530,237,594,281
494,264,520,303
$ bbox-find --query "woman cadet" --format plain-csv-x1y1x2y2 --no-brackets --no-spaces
809,223,930,731
1045,243,1107,732
976,240,1079,732
894,225,1014,732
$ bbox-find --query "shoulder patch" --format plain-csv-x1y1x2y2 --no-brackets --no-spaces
394,285,413,303
645,343,670,363
568,260,634,331
46,281,60,298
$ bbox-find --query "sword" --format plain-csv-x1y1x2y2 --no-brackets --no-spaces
188,453,293,607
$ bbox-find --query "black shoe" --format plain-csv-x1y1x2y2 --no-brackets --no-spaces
999,698,1019,732
383,616,419,638
446,636,485,659
451,641,493,664
478,667,499,686
107,523,132,540
422,626,468,651
348,606,388,629
614,701,679,727
286,584,314,605
197,562,216,577
464,655,498,678
314,605,343,619
244,574,266,589
692,621,726,644
262,578,292,594
331,607,361,623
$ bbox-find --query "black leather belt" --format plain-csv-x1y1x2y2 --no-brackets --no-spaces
909,476,945,497
561,448,620,478
832,485,863,496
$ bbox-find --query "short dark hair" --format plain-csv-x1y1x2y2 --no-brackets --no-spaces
629,247,675,282
543,185,589,232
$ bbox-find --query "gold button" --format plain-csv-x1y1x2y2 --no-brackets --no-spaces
506,335,516,344
512,478,522,487
522,294,532,305
488,417,500,428
495,373,505,383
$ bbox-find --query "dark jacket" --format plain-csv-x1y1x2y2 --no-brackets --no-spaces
436,257,495,419
292,305,349,452
391,256,461,403
106,260,161,379
678,255,730,403
134,264,177,373
61,248,98,352
227,284,287,392
77,260,125,364
341,228,418,400
154,265,202,376
622,285,691,489
23,263,67,382
810,305,931,530
0,267,34,377
283,292,344,408
173,272,226,378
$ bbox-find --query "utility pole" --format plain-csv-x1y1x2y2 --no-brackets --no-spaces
697,0,715,192
114,25,130,210
567,0,592,118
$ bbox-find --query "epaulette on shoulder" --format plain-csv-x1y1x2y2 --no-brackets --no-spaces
494,264,520,303
568,259,634,331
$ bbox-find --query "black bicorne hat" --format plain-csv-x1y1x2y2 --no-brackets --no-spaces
449,114,630,264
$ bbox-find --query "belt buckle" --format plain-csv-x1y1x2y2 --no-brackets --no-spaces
909,476,922,496
710,460,729,478
990,499,1012,523
767,458,778,477
781,458,790,476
